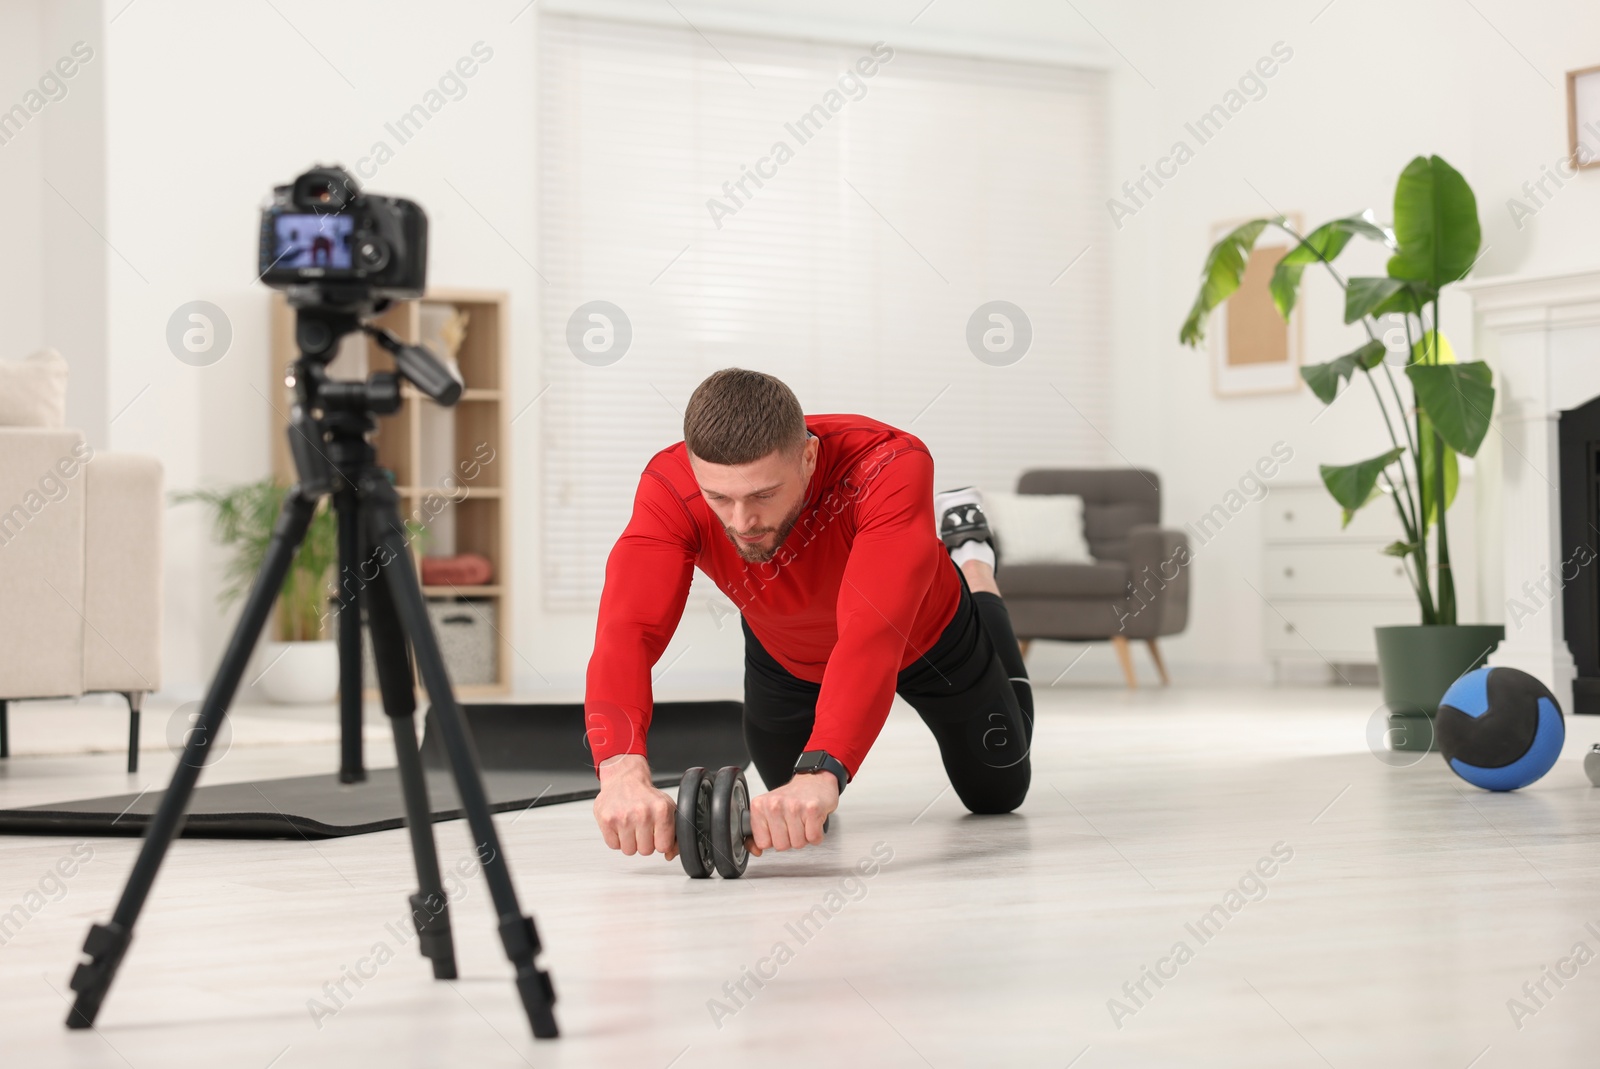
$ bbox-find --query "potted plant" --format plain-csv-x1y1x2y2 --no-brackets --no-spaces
176,479,342,704
1180,155,1502,748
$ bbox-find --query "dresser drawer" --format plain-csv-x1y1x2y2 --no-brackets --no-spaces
1265,544,1410,599
1263,487,1408,542
1263,599,1418,658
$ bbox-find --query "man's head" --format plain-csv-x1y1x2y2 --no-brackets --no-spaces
684,368,818,564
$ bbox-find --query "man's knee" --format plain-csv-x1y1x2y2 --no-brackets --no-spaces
952,763,1030,815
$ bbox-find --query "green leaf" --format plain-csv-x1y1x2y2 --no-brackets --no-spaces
1387,155,1481,288
1344,277,1407,323
1269,212,1393,318
1179,217,1279,347
1373,281,1427,318
1320,448,1405,526
1382,540,1419,558
1301,357,1358,405
1407,361,1494,457
1300,340,1386,403
1353,338,1388,370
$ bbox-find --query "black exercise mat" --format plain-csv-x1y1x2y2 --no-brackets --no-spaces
0,700,746,839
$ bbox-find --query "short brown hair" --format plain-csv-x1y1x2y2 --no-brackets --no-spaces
683,368,806,465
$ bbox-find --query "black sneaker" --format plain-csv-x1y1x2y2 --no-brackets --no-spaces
935,486,993,551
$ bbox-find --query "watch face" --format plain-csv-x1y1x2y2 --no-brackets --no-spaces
796,751,827,773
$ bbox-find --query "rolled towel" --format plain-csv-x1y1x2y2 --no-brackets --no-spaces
420,552,494,586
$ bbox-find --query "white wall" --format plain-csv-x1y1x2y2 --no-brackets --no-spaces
0,2,48,363
41,0,1600,696
0,0,109,442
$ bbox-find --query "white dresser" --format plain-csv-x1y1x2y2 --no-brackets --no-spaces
1262,480,1476,673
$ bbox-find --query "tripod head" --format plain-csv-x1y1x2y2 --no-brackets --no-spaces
285,304,463,498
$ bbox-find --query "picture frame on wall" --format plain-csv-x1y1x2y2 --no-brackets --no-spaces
1208,214,1304,398
1567,64,1600,169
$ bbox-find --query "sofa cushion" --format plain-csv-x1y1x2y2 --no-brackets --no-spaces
0,349,69,428
997,560,1130,599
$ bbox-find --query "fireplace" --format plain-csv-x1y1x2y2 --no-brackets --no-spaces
1559,396,1600,714
1462,267,1600,718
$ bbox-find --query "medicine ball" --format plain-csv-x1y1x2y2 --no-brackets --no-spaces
1434,667,1564,791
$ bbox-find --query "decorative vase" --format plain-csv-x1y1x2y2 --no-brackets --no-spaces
1375,624,1505,752
257,640,340,705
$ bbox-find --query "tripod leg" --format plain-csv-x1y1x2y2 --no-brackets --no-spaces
366,478,559,1039
335,482,367,783
363,538,458,980
66,487,319,1030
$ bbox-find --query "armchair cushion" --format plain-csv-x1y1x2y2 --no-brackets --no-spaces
1016,469,1160,562
984,491,1091,564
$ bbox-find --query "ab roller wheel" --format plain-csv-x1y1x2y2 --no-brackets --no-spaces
676,766,716,878
677,765,832,879
678,765,751,879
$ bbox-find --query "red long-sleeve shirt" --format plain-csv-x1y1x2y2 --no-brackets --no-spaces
584,413,960,779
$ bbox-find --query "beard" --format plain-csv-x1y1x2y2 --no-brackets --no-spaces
723,496,808,563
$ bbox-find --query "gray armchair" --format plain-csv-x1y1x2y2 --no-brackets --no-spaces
995,469,1189,688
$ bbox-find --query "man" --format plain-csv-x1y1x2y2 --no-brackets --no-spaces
586,369,1032,860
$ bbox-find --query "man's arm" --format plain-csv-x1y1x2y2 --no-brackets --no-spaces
585,470,697,767
812,445,945,778
586,469,696,859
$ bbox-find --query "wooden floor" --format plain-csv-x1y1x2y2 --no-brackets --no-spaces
2,684,1598,1068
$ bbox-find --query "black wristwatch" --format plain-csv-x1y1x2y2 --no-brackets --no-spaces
793,750,849,793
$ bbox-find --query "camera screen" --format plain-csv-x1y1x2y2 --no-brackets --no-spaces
272,213,355,271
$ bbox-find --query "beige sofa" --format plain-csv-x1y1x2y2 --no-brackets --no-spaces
0,427,163,771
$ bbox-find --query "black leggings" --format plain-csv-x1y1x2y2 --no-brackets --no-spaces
742,563,1033,814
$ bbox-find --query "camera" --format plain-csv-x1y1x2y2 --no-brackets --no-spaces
258,165,428,308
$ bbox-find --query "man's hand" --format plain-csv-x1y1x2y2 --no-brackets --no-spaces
747,772,839,856
593,754,678,860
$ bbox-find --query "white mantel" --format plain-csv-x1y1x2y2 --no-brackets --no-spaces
1462,266,1600,716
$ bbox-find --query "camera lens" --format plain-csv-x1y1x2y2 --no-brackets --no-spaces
355,235,391,272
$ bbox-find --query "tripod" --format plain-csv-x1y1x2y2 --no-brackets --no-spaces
65,303,559,1039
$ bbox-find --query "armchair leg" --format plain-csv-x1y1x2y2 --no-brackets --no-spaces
124,692,143,774
1110,635,1138,689
1145,639,1171,686
1017,639,1032,659
1,699,8,758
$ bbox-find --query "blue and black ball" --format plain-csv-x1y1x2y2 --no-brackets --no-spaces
1435,667,1564,791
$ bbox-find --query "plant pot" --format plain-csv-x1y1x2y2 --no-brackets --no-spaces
1374,624,1505,751
257,640,340,705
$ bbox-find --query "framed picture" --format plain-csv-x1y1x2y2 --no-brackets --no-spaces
1567,65,1600,169
1209,214,1304,397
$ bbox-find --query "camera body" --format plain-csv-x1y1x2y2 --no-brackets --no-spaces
258,166,427,306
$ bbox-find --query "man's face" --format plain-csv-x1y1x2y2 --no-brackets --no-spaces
690,435,819,563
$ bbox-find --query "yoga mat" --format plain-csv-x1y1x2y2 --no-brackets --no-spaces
0,700,746,840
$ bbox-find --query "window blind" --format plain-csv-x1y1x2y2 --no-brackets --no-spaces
539,14,1110,608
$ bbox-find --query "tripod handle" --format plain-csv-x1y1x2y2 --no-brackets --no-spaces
365,325,463,406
